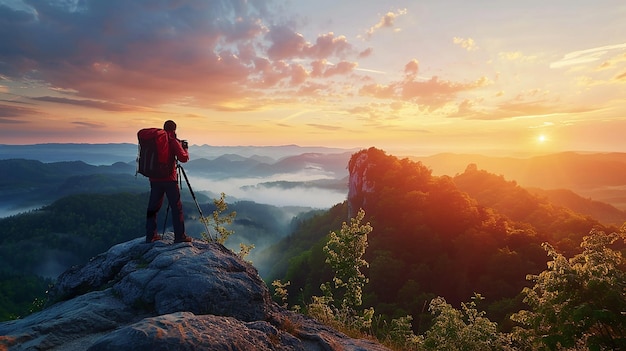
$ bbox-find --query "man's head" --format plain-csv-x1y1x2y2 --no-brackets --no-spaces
164,120,177,131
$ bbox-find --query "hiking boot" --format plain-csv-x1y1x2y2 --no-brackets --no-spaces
146,234,162,243
174,234,192,243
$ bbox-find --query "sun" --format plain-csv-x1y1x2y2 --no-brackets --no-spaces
537,134,547,143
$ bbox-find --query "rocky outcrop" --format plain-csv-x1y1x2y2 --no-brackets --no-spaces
0,236,389,351
347,148,376,218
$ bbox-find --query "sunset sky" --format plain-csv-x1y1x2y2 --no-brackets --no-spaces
1,0,625,156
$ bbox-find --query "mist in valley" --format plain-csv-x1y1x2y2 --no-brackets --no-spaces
186,169,347,209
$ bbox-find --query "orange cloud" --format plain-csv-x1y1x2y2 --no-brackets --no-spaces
597,53,626,71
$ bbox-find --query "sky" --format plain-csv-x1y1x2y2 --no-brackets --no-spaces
1,0,625,156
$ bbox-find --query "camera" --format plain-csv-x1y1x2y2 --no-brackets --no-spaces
181,140,188,150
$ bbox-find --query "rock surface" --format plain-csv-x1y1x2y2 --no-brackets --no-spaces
0,235,389,351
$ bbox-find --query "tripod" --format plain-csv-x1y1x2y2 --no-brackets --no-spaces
162,163,214,241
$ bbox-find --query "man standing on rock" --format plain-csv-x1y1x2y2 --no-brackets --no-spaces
145,120,192,244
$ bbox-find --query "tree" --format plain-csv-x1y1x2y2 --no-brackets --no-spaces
511,227,626,350
201,192,236,244
324,208,372,311
308,208,374,334
421,294,513,351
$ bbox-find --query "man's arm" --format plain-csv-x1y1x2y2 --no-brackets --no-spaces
171,138,189,163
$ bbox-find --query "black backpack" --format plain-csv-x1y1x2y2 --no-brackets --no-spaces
136,128,171,178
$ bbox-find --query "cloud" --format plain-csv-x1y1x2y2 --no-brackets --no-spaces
72,121,106,129
323,61,358,77
550,43,626,68
404,59,419,76
266,28,353,60
498,51,537,62
450,97,599,121
359,75,491,110
0,103,36,119
308,59,357,78
0,1,269,106
32,96,139,111
596,53,626,71
306,123,343,131
0,1,361,111
365,9,408,39
358,48,373,58
453,37,478,52
0,1,502,121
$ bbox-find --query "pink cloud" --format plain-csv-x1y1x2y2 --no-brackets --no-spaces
323,61,357,77
4,1,366,111
267,28,354,60
404,59,419,76
360,75,489,110
290,64,309,85
266,26,308,60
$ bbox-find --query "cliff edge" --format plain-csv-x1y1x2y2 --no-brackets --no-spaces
0,236,388,351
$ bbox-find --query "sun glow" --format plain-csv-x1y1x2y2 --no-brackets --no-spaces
538,134,547,143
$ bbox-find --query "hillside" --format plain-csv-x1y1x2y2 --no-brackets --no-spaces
527,187,626,226
3,147,626,327
263,147,617,330
0,159,141,213
451,163,610,256
413,151,626,211
0,192,315,320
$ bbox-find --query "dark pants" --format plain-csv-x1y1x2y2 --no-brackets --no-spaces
146,181,185,240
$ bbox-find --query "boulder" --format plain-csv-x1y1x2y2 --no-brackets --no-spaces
0,236,389,351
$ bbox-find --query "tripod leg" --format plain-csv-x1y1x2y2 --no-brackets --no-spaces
177,164,214,241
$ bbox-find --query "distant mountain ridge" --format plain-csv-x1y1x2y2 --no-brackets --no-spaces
0,143,358,165
414,151,626,211
0,159,141,211
0,145,354,214
3,147,626,223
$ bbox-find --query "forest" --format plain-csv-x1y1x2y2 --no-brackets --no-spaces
0,191,310,320
1,148,625,349
257,148,626,349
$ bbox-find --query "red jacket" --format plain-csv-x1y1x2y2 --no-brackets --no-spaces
149,130,189,182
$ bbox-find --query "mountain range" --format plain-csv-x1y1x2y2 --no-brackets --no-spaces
414,152,626,212
1,144,626,349
3,145,626,225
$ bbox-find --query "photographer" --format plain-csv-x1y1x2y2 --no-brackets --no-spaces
145,120,192,243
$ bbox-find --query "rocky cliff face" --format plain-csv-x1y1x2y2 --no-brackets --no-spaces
0,236,388,351
347,148,377,218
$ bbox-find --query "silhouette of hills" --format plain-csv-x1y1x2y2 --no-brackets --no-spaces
414,151,626,210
